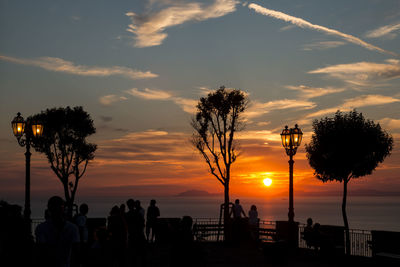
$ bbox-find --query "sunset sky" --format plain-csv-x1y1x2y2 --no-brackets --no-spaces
1,0,399,202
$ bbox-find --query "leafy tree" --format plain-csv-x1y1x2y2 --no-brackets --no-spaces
31,106,97,218
191,86,248,229
305,110,393,254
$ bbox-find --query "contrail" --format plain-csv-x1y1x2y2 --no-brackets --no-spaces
248,3,395,56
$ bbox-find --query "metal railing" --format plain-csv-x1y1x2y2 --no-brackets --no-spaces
349,229,372,257
33,217,373,257
193,218,223,242
195,218,372,257
298,224,372,257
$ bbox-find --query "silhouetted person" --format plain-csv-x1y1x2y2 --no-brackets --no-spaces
230,199,246,219
88,226,110,267
120,204,126,218
75,203,89,244
312,222,322,251
303,217,314,248
107,205,127,267
171,216,194,267
248,205,259,241
44,208,50,221
125,198,135,239
0,201,32,266
35,196,80,267
74,203,89,266
230,199,247,243
146,199,160,243
130,200,146,267
135,200,145,221
125,199,135,266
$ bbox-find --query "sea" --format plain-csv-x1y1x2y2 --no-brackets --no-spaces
26,195,400,231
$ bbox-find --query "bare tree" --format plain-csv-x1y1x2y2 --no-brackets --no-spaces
191,86,248,230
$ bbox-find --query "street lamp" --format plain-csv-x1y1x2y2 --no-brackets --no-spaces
281,124,303,223
11,112,44,234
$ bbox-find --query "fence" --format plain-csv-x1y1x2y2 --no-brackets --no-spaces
298,224,372,257
193,218,372,257
193,218,223,241
32,217,373,257
348,229,372,257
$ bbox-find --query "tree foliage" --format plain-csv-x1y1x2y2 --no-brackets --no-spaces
191,86,248,226
306,110,393,183
305,110,393,254
30,106,97,216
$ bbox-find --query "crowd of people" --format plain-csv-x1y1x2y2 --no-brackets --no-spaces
302,217,331,252
1,197,261,267
33,196,161,267
229,199,260,242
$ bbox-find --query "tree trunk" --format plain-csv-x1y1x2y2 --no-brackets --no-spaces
224,182,230,241
342,179,351,255
63,180,73,220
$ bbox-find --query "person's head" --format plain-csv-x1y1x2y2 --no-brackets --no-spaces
307,217,313,226
150,199,156,206
44,209,50,220
120,204,126,213
235,199,240,204
126,199,135,210
79,203,89,215
110,205,120,216
9,204,22,217
47,196,65,220
134,200,141,208
313,223,320,230
251,205,257,211
181,216,193,230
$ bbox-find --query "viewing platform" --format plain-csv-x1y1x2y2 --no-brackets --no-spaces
31,217,400,266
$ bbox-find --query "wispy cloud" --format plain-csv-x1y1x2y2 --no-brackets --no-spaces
302,41,345,51
366,23,400,39
279,24,296,31
379,118,400,130
286,85,345,98
197,86,213,95
125,87,197,113
238,130,281,143
248,3,395,55
305,95,400,118
100,116,113,122
256,121,271,127
246,99,316,118
99,95,128,106
126,0,238,47
0,55,158,80
126,88,172,100
71,16,81,22
309,59,400,86
94,130,204,184
173,97,198,113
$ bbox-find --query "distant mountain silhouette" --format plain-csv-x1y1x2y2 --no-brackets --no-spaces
175,189,219,197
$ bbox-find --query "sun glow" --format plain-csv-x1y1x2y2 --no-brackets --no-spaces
263,178,272,187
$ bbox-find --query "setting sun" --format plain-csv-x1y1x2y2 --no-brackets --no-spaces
263,178,272,187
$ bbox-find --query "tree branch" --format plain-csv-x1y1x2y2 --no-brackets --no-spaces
78,159,89,179
199,147,225,186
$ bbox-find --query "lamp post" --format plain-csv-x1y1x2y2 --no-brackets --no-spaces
281,124,303,223
11,112,44,234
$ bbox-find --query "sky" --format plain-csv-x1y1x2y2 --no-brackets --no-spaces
0,0,399,203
